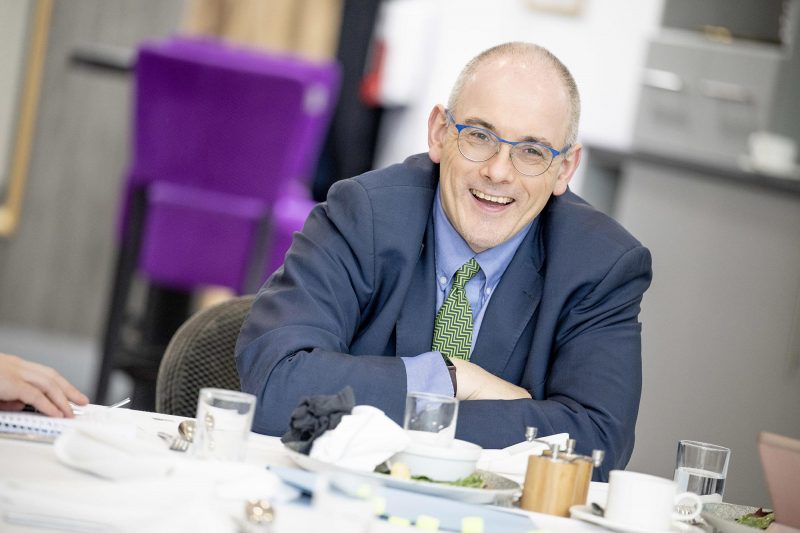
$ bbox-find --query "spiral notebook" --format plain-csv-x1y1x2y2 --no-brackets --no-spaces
0,411,77,443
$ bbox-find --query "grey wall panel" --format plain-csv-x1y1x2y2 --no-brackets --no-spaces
617,160,800,508
0,0,183,336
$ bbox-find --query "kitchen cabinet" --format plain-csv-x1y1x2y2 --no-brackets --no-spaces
634,31,781,164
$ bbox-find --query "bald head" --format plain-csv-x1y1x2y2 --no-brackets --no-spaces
447,42,580,147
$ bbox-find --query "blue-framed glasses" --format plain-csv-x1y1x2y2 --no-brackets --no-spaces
445,109,569,176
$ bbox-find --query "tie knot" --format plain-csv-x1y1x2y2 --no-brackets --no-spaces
453,258,481,289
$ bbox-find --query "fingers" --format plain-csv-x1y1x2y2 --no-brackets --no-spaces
19,362,77,417
47,366,89,407
14,382,66,417
0,353,88,418
0,400,26,411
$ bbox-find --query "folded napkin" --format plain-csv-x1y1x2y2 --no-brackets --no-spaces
309,405,411,471
476,432,570,484
0,425,299,532
281,386,355,454
55,425,176,480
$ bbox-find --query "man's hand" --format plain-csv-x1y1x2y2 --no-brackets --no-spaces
0,353,89,418
450,358,532,401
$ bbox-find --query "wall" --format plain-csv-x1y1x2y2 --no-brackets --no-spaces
617,162,800,507
0,0,31,193
374,0,665,192
0,0,183,336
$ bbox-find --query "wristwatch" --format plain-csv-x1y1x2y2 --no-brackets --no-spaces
443,355,457,397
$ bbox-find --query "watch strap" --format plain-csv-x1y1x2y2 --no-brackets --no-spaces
443,355,457,397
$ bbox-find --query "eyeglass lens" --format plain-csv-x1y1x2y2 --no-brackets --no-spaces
457,126,553,176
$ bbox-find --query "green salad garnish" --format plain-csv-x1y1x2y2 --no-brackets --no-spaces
736,508,775,529
410,472,486,488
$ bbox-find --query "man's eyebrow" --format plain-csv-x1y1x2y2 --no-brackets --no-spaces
462,116,552,146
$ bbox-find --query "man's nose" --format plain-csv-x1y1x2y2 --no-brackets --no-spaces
480,142,515,182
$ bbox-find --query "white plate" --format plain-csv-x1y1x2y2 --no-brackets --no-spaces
284,446,520,505
701,503,768,533
570,504,704,533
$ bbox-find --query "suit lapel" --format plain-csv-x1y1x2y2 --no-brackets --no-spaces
395,215,437,356
471,221,544,376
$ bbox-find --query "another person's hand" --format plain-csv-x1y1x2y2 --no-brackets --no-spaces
0,353,89,418
450,358,532,401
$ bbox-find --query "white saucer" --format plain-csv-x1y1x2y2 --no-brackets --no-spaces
570,505,703,533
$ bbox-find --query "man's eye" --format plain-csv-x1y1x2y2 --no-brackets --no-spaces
519,144,545,158
467,129,492,143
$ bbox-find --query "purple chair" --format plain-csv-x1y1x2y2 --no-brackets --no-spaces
96,37,339,403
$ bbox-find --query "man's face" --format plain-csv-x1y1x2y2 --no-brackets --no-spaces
428,58,581,253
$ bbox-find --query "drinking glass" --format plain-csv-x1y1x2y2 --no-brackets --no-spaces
193,388,256,461
674,440,730,502
403,392,458,447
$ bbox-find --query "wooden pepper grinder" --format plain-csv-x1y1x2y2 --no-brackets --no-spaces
519,435,605,517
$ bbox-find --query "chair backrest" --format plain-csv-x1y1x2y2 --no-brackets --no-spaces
129,38,340,199
156,295,255,417
118,37,340,292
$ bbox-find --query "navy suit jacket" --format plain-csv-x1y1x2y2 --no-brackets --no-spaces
236,153,652,479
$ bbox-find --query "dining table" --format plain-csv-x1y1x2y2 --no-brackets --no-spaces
0,404,618,533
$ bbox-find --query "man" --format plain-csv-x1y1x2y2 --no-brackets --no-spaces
0,353,88,417
236,42,652,479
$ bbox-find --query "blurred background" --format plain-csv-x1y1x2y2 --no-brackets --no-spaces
0,0,797,508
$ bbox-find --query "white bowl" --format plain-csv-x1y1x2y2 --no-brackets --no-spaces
389,438,482,482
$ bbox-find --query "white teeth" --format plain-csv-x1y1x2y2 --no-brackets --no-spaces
471,189,513,205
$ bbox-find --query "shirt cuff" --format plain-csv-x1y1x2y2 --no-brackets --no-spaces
401,351,454,397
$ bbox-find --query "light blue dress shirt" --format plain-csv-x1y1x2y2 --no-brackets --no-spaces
401,187,534,396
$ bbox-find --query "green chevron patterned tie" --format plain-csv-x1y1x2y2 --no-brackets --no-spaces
432,258,481,361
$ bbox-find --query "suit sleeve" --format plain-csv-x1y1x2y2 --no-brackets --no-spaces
235,179,409,435
455,245,652,480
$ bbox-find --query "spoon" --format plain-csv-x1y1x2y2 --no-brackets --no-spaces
179,419,196,442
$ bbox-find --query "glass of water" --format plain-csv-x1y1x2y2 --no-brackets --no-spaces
403,392,459,447
193,388,256,461
674,440,731,502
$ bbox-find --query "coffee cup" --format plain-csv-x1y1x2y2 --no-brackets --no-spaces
604,470,702,530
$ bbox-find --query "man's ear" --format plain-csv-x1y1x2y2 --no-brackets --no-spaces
552,143,582,196
427,105,448,163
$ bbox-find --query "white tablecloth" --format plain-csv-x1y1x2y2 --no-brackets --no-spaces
0,407,608,533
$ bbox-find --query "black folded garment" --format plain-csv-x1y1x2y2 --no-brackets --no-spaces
281,386,356,454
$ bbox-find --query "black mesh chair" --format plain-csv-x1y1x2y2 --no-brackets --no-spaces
155,295,255,417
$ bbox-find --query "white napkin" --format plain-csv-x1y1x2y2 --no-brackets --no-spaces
476,432,570,484
53,425,297,488
0,425,299,532
309,405,411,471
55,425,178,480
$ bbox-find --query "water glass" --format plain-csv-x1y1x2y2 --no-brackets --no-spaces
674,440,730,502
193,388,256,461
403,392,458,447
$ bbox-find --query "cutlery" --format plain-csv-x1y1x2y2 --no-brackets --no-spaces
234,499,275,533
178,419,195,442
157,431,190,452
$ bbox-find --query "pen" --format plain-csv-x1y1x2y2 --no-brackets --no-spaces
69,396,132,415
22,396,132,415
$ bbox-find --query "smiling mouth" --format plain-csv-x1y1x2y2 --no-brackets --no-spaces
470,189,514,206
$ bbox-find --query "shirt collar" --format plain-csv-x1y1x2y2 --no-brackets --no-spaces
433,187,535,288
